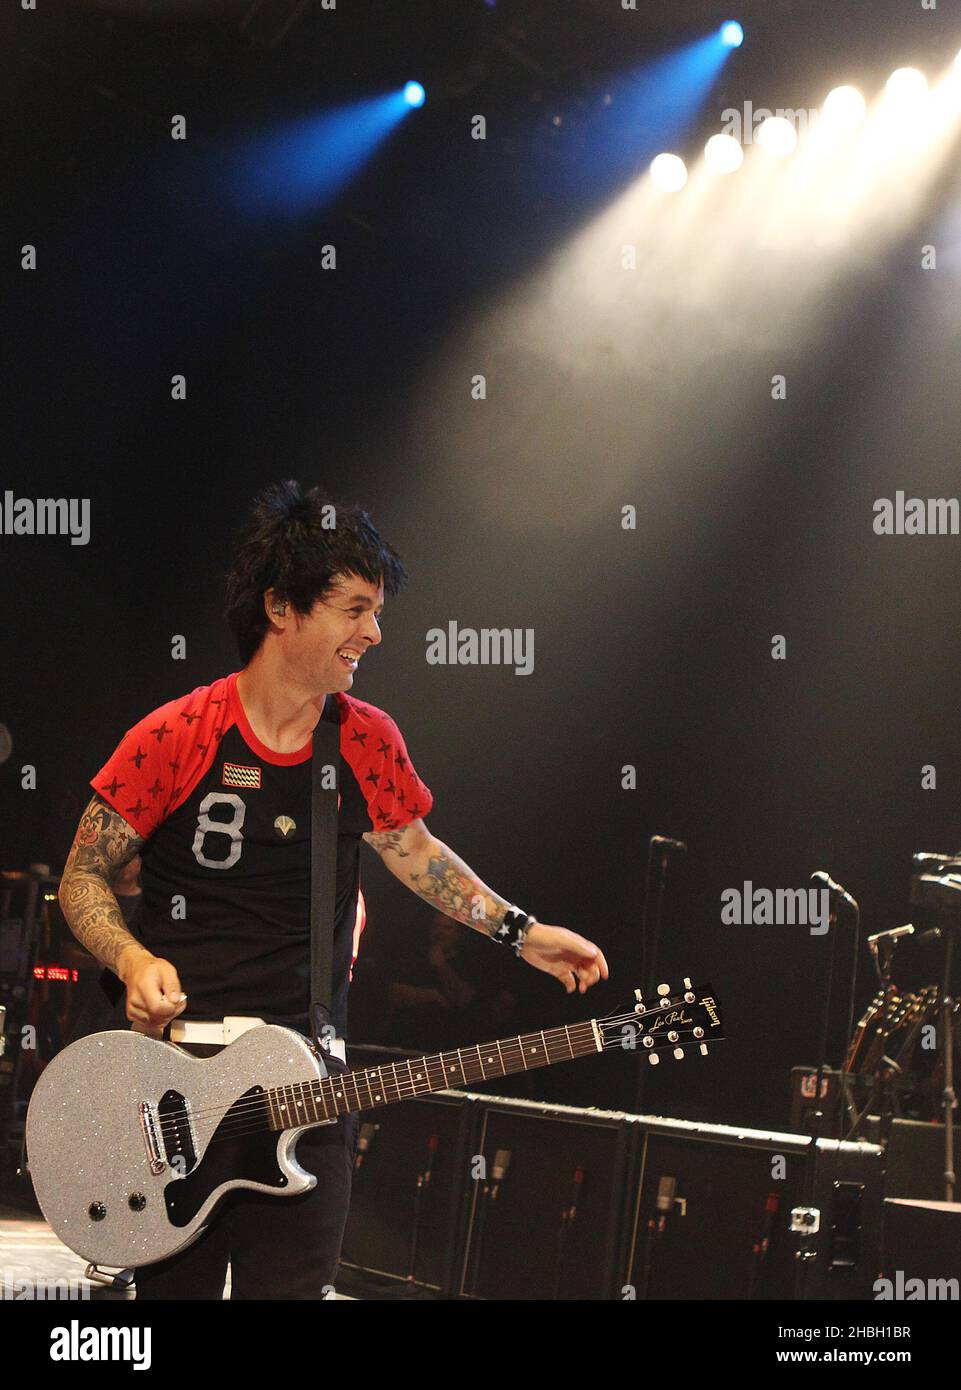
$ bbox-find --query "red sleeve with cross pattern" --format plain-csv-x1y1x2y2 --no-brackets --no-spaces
338,694,434,832
90,677,231,840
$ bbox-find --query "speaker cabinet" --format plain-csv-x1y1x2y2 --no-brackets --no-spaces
885,1119,961,1201
881,1198,961,1287
454,1097,632,1301
336,1076,883,1301
339,1090,472,1293
622,1118,883,1300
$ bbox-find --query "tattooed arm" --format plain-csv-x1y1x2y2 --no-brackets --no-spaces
363,819,511,938
59,794,187,1033
59,794,151,978
363,819,609,994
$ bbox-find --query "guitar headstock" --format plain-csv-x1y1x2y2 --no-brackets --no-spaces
597,979,724,1064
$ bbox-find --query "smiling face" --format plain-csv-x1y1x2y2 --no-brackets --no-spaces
276,571,384,693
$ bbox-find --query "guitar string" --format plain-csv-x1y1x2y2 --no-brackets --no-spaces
152,1032,711,1153
149,1010,713,1139
146,1007,702,1135
149,1014,714,1147
151,1021,605,1135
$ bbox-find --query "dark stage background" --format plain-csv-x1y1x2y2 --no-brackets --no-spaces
3,0,961,1133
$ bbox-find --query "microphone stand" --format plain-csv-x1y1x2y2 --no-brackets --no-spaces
406,1133,438,1284
794,874,859,1301
465,1150,510,1298
551,1166,584,1300
634,835,686,1113
638,1175,678,1300
843,939,898,1144
908,861,961,1202
940,929,957,1202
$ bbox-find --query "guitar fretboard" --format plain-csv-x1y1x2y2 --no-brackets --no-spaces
263,1020,603,1132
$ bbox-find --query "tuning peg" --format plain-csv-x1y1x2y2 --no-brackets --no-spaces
656,983,671,997
634,988,645,1014
673,1047,684,1060
699,1044,709,1056
683,977,692,989
648,1052,660,1066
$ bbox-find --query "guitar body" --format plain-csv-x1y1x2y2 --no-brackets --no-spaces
25,1025,330,1268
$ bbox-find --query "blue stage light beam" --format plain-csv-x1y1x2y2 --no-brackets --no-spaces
606,31,744,159
228,89,417,216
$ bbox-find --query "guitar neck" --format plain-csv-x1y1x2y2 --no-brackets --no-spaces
264,1019,603,1132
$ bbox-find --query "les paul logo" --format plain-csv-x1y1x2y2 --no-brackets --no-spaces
647,997,721,1033
648,1007,693,1033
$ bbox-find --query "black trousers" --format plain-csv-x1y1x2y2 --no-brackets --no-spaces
135,1054,358,1301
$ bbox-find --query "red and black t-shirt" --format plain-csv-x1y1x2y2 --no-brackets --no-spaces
90,672,433,1038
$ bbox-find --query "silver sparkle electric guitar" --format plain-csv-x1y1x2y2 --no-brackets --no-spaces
25,979,723,1269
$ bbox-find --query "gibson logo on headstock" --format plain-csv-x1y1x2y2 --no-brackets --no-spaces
700,996,721,1028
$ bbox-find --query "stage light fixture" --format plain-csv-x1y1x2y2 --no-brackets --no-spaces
885,68,928,104
650,153,688,191
704,132,744,173
756,115,798,155
720,22,744,48
821,85,867,134
404,81,426,108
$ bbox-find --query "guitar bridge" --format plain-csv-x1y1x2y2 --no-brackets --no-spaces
138,1102,166,1176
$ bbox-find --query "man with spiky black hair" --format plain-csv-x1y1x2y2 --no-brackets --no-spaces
58,480,608,1299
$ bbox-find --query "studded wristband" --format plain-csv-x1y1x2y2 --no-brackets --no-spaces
495,905,537,955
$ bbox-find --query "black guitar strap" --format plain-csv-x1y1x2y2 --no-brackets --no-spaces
310,695,341,1054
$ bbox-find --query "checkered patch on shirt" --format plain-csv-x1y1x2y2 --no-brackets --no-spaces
222,762,262,789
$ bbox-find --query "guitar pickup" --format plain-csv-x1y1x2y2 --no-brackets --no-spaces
158,1090,198,1176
